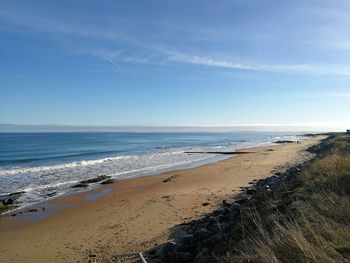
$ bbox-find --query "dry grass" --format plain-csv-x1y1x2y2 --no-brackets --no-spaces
222,134,350,263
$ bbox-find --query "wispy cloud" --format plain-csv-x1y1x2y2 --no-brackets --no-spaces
2,4,350,76
83,46,350,76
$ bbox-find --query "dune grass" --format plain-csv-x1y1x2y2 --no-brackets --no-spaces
221,134,350,263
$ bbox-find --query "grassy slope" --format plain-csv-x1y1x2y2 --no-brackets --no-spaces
221,134,350,263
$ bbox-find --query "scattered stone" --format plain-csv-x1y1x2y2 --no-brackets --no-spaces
202,202,210,207
162,175,177,183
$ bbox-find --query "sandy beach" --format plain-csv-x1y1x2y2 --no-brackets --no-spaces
0,136,324,263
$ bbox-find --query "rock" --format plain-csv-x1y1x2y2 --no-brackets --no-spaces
163,251,192,263
4,198,17,205
45,192,56,197
223,207,231,216
246,188,256,195
100,179,114,185
1,191,25,200
71,183,89,188
222,200,230,207
229,205,240,221
162,195,174,201
72,175,112,188
192,252,210,263
219,222,231,233
0,191,24,208
236,197,250,205
194,228,211,241
202,202,210,207
174,252,192,263
180,234,194,247
218,214,229,222
212,208,225,216
192,248,210,263
162,242,176,255
205,216,217,228
162,175,177,183
275,140,294,144
83,175,111,184
198,232,224,249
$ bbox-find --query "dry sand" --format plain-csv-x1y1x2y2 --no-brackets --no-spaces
0,136,324,262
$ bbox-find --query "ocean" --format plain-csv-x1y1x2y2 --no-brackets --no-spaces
0,132,304,209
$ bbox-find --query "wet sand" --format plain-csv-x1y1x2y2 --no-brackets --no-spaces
0,136,324,262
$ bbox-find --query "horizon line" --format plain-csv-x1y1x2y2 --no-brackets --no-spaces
0,123,347,133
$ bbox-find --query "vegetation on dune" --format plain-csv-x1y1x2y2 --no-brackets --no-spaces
221,134,350,263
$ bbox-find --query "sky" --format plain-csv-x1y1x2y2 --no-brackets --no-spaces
1,0,350,131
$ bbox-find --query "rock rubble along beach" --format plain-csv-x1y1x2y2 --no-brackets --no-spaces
145,166,303,263
146,136,332,263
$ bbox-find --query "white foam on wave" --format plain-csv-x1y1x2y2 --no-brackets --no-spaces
0,156,127,176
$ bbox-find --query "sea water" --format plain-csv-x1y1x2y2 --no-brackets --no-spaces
0,132,304,208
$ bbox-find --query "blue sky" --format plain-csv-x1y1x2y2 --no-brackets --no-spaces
1,0,350,131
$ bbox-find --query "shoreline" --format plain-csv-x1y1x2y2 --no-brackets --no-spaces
0,135,324,262
0,133,305,213
0,151,235,217
0,138,291,216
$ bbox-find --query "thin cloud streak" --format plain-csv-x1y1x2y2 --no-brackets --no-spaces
2,6,350,76
91,48,350,76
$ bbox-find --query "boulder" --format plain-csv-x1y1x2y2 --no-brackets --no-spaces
192,248,209,263
198,232,224,250
194,228,211,241
180,234,194,247
4,198,17,205
174,252,192,263
162,242,176,255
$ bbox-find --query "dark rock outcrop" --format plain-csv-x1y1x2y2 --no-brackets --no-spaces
71,175,112,188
